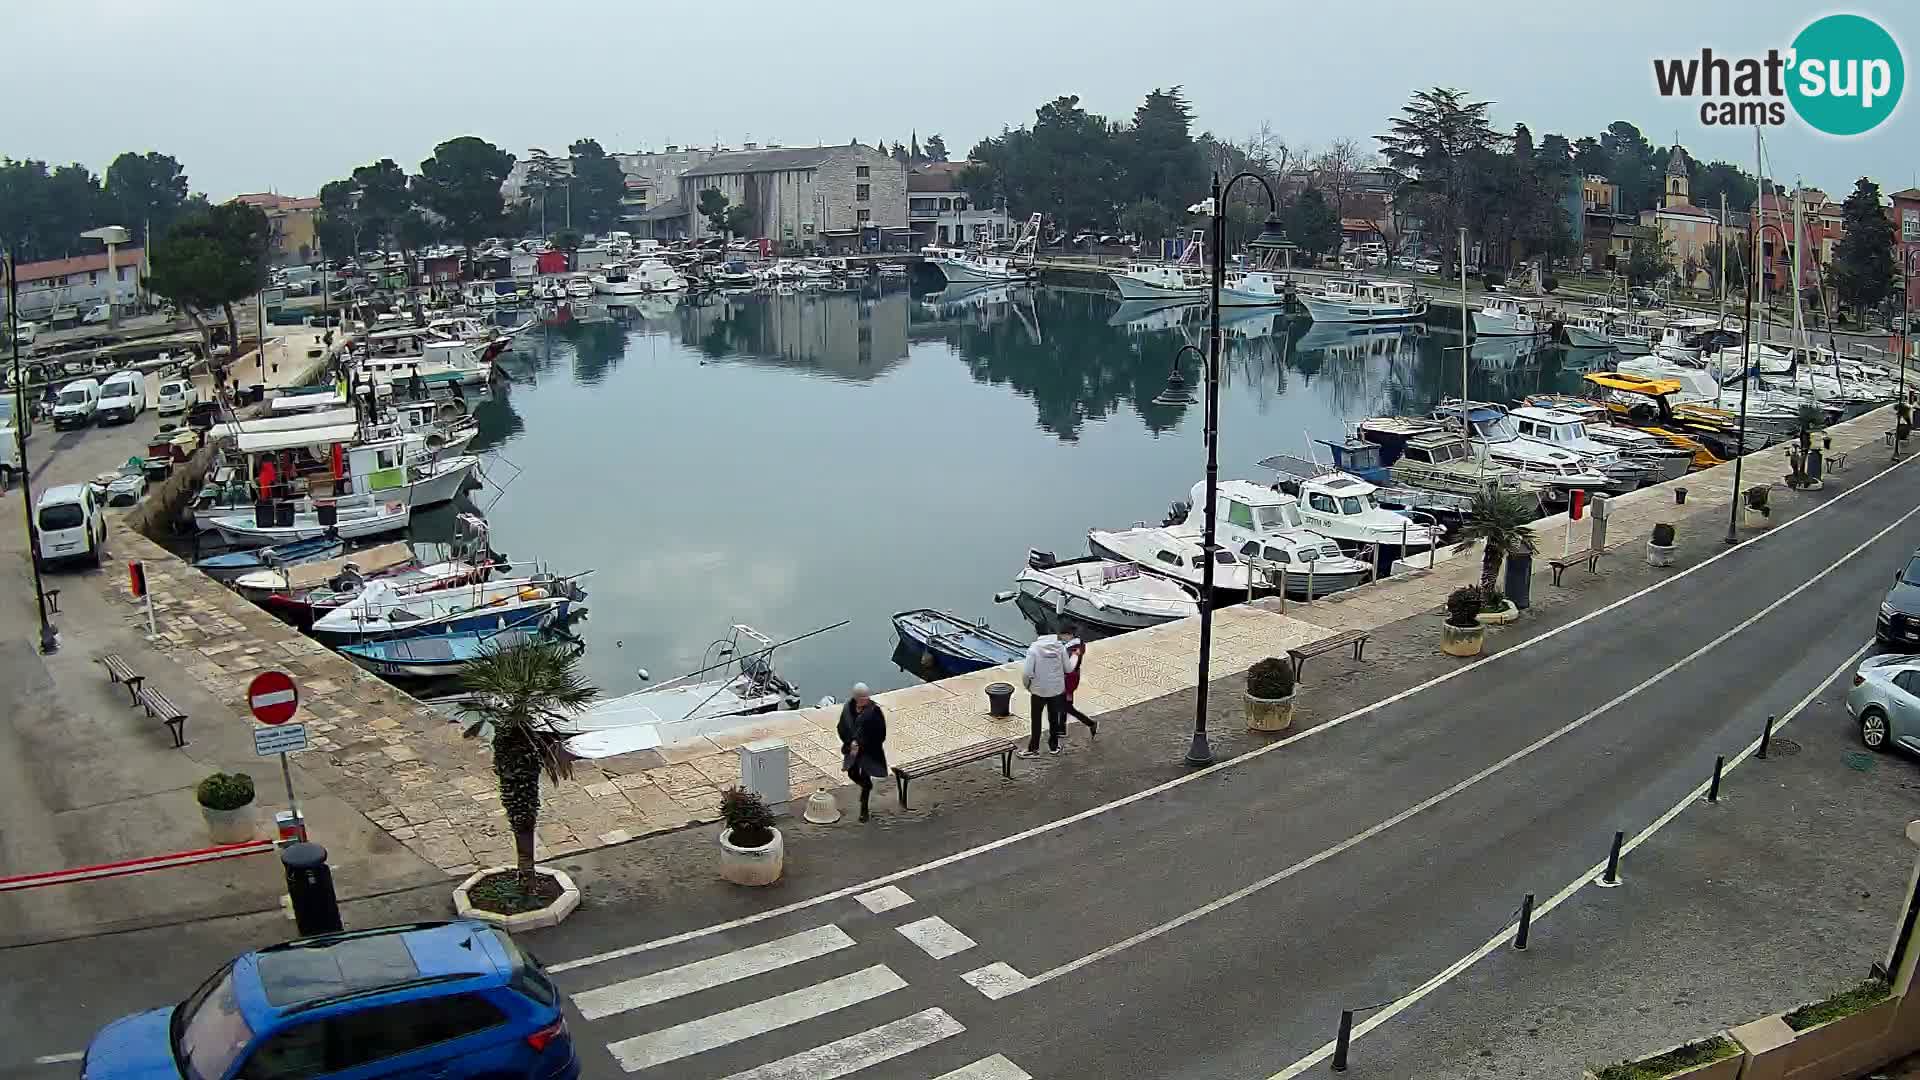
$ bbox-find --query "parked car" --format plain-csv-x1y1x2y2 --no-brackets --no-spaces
35,483,105,569
155,377,199,416
1877,550,1920,648
81,920,579,1080
51,377,101,429
1847,653,1920,756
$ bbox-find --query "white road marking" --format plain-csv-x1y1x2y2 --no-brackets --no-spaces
960,961,1031,1000
606,964,906,1073
1006,500,1920,995
1265,638,1875,1079
855,885,915,913
716,1007,964,1080
548,438,1916,974
573,925,856,1020
933,1055,1035,1080
32,1052,83,1065
896,915,976,959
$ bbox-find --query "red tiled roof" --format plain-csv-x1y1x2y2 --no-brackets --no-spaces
11,248,146,283
1889,188,1920,202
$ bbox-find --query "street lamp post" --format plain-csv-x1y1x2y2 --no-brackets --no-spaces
5,253,59,652
1155,172,1286,767
1896,249,1919,460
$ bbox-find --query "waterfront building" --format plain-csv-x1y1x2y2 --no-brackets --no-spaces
907,162,1010,249
1637,146,1746,289
678,142,910,253
4,248,146,319
233,192,321,265
1891,187,1920,315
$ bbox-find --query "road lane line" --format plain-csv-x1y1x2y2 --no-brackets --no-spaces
1266,638,1875,1079
573,925,855,1020
715,1007,964,1080
605,964,906,1073
550,441,1916,974
896,916,976,960
1009,500,1920,994
934,1055,1035,1080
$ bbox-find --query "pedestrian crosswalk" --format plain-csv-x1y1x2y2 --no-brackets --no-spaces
558,891,1033,1079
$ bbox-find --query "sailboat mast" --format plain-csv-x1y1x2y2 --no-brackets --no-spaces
1459,226,1469,411
1792,184,1813,402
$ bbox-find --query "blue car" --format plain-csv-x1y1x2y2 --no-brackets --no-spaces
83,921,579,1080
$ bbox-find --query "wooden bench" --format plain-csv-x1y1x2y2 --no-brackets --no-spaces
1827,449,1851,473
1549,542,1626,586
1287,629,1371,681
100,653,144,704
134,686,188,748
892,738,1017,809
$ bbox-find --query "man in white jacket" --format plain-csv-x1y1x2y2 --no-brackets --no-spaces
1021,630,1078,757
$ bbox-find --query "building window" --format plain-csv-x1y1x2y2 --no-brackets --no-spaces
118,266,130,281
856,184,870,201
939,198,952,212
856,165,870,178
857,209,871,223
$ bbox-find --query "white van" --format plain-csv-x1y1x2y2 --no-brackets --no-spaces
155,376,198,416
0,394,20,479
35,484,105,569
96,370,146,424
51,378,101,429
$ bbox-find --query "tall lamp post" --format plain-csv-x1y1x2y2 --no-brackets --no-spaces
1727,219,1789,545
1895,248,1919,460
5,252,59,652
1154,172,1286,767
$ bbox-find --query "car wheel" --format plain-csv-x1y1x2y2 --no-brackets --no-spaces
1860,708,1890,751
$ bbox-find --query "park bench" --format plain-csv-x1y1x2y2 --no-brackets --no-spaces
134,686,189,748
100,653,144,704
1826,448,1851,473
1549,542,1627,586
892,738,1017,809
1286,629,1371,681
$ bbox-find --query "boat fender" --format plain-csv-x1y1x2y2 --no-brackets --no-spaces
519,587,548,601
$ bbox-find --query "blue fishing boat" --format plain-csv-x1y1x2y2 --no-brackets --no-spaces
335,620,554,679
891,609,1026,678
194,534,346,584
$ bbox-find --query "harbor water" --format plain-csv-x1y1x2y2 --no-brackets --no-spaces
470,284,1593,701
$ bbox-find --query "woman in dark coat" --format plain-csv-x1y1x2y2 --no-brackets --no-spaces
836,682,888,822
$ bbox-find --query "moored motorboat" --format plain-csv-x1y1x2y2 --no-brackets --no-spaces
1015,551,1198,631
892,609,1027,677
211,500,412,548
194,534,345,584
308,572,588,642
558,625,811,758
338,624,554,680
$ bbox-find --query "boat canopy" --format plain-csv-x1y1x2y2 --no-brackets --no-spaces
226,407,358,435
1583,373,1683,396
235,422,360,454
284,542,414,589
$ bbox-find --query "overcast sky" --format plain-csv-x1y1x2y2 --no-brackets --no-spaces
8,0,1913,201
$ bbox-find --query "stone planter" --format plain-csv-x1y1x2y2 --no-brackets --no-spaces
201,802,257,845
1580,1037,1742,1080
1476,601,1519,626
1646,541,1676,567
1729,995,1905,1080
1742,505,1771,528
719,827,784,886
452,866,581,931
1244,689,1296,733
1441,621,1485,656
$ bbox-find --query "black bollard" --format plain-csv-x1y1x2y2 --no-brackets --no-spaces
1758,714,1775,760
1675,487,1687,505
1514,893,1535,951
282,842,343,936
1598,831,1625,888
1331,1009,1354,1072
1708,755,1725,802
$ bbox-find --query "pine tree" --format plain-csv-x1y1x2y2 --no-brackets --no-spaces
1832,177,1895,320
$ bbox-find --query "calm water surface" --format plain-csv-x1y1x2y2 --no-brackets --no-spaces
468,284,1590,702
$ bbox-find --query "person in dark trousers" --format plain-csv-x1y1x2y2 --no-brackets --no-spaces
837,683,888,822
1060,634,1097,737
1021,631,1077,757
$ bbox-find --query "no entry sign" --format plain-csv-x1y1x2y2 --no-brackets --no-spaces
248,671,300,725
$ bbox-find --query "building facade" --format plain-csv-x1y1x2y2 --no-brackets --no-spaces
907,162,1010,248
233,193,321,266
678,143,909,252
1637,146,1745,288
5,249,146,319
1891,188,1920,316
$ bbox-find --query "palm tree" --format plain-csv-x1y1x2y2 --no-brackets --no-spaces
1452,487,1539,595
460,641,598,876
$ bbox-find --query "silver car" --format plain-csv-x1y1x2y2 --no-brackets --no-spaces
1845,654,1920,754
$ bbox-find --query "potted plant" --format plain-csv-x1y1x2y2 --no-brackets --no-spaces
1452,488,1537,621
1743,485,1770,527
1244,657,1296,733
1647,522,1677,567
1442,587,1486,656
718,787,784,886
453,640,598,928
1475,585,1518,625
197,772,257,844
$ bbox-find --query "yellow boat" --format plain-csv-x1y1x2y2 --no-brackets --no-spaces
1580,373,1730,468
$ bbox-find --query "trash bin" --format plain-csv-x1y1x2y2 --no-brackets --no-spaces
274,809,306,843
1675,487,1687,505
275,501,296,528
1503,551,1533,610
986,682,1015,718
250,384,267,405
315,501,338,527
281,842,342,936
254,500,275,528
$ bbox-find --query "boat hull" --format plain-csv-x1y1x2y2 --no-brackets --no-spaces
1299,293,1428,324
1012,578,1189,632
1473,310,1538,336
935,259,1028,284
211,508,409,548
1109,274,1206,302
891,610,1025,677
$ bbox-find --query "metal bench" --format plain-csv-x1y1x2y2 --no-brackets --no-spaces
100,653,144,704
1827,449,1850,473
1286,629,1371,681
134,686,188,748
892,738,1017,809
1548,542,1625,586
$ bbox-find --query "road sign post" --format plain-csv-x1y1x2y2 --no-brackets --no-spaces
128,561,154,636
249,672,306,843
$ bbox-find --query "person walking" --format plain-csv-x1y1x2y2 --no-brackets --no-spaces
1060,632,1097,737
837,683,888,822
1021,631,1077,757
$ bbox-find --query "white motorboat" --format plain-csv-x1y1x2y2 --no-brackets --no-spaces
1557,311,1615,350
592,263,648,296
309,571,586,642
1472,295,1540,337
1219,241,1293,307
1433,401,1613,499
1015,551,1199,631
565,274,594,299
1086,524,1259,597
560,625,805,759
1108,231,1208,301
1218,474,1440,563
211,500,412,548
1298,279,1427,324
1173,480,1374,598
630,257,689,292
933,212,1041,284
1506,404,1656,492
356,339,491,387
1353,417,1540,498
1516,397,1694,481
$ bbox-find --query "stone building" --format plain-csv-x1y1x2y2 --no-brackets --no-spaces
907,162,1010,249
1638,146,1744,288
677,143,910,252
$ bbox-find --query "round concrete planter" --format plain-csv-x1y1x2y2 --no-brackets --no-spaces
1441,621,1485,657
1476,601,1519,626
1244,689,1296,733
719,827,784,887
452,866,581,931
201,802,257,845
1647,541,1676,567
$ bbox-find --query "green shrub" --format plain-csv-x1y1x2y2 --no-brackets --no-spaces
1480,585,1506,608
1246,657,1295,699
720,786,776,848
196,772,255,811
1783,977,1889,1031
1652,522,1675,546
1445,587,1483,627
1592,1035,1738,1080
